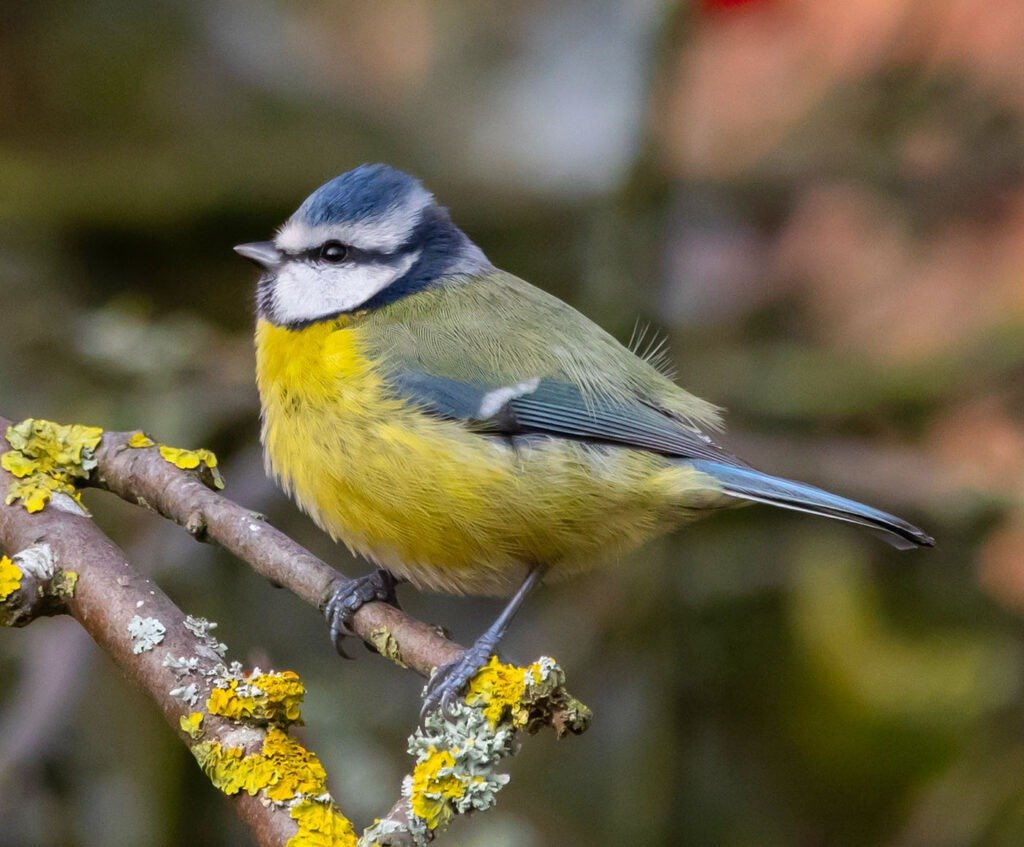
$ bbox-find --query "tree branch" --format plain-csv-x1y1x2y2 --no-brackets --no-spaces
0,415,590,846
0,431,301,845
91,427,464,678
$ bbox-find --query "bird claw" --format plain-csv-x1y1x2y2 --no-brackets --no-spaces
420,639,497,721
324,569,401,657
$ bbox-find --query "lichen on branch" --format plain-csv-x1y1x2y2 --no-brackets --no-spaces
1,419,103,513
191,666,358,847
0,418,225,514
0,543,78,627
207,670,306,724
0,555,21,601
157,444,224,490
361,656,591,846
0,414,593,846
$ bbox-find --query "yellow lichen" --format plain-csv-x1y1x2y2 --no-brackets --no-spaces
193,727,329,802
191,665,359,842
127,432,155,448
158,444,225,490
368,626,407,668
180,712,205,739
2,419,103,513
465,656,533,728
192,741,256,795
0,555,22,601
463,655,588,734
288,799,358,847
53,569,78,600
403,656,586,840
5,475,65,513
261,727,327,801
409,748,473,831
207,671,305,725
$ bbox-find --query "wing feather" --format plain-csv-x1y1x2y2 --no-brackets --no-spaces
388,369,744,464
363,269,735,461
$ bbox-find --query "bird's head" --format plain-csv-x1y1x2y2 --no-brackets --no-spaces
236,164,489,326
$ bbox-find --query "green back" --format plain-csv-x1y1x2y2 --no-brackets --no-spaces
359,269,723,432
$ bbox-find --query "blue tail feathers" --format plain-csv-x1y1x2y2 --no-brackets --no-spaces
689,460,935,550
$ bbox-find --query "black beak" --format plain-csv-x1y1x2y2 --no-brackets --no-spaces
233,241,282,271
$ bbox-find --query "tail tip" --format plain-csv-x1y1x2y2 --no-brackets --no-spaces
885,523,935,550
913,529,936,548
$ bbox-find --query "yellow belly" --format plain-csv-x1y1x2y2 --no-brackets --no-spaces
255,319,723,596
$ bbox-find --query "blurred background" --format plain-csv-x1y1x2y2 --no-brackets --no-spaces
1,1,1023,844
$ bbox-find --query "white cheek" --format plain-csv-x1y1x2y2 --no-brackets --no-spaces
271,252,419,323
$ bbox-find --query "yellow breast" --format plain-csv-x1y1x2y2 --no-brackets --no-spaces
255,318,718,596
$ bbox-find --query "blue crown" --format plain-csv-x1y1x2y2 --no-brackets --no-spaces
296,163,430,227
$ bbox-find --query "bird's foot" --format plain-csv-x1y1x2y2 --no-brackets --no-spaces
420,635,499,720
324,568,402,658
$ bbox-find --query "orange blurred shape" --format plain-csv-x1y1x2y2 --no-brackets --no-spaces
774,186,1024,364
287,1,435,106
929,0,1024,105
926,397,1024,496
658,0,1024,178
978,512,1024,611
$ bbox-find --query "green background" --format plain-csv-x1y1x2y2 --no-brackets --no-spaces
2,2,1023,845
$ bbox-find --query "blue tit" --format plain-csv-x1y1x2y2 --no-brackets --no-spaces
235,163,933,712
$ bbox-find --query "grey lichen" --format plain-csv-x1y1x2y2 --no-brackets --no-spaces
128,615,167,653
163,654,201,676
184,614,227,656
400,696,518,844
359,816,408,847
170,682,201,707
389,656,591,844
49,491,90,517
12,543,57,581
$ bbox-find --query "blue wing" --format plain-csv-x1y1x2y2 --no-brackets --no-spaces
386,370,935,550
387,369,745,465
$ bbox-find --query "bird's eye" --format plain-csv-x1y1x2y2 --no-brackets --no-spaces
320,241,349,264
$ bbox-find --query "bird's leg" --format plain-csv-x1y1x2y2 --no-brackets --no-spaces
421,564,547,719
324,568,403,658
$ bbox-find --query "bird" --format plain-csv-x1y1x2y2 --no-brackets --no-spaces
235,163,934,715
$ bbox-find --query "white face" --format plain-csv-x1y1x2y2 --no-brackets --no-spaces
265,188,432,323
258,181,491,324
266,249,420,324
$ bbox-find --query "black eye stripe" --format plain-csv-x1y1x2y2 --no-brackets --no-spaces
285,244,359,264
280,243,402,265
